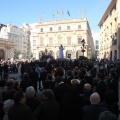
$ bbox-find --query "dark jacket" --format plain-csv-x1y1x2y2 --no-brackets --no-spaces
34,100,60,120
95,80,107,101
82,104,107,120
8,103,34,120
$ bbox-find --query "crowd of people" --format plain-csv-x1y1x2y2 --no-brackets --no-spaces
0,57,119,120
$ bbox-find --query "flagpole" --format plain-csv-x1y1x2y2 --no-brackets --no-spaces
62,10,64,20
52,13,55,21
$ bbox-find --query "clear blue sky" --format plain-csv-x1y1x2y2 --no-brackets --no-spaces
0,0,111,32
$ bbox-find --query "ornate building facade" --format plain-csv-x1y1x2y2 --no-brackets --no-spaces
0,24,28,60
30,18,95,60
98,0,120,60
0,37,14,60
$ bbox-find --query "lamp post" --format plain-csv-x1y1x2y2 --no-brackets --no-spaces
81,39,86,57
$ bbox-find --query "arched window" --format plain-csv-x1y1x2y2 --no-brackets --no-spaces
58,36,62,45
67,26,70,30
78,25,81,29
77,36,82,44
50,27,53,32
58,26,61,31
40,28,43,32
49,37,53,45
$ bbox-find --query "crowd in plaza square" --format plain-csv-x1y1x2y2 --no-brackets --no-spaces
0,54,119,120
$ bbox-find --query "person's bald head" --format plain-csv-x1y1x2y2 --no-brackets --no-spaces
90,92,101,104
84,83,92,92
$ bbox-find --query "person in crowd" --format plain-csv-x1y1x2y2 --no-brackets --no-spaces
34,89,60,120
20,73,32,92
18,62,21,77
0,79,6,119
72,69,79,79
64,70,73,85
35,64,42,90
25,86,39,112
107,72,118,102
100,90,118,116
14,80,21,91
94,62,99,73
82,92,107,120
29,68,38,92
3,63,8,75
2,79,15,101
73,67,87,95
53,76,71,105
40,67,48,81
98,111,117,120
3,90,15,120
8,91,34,120
21,62,25,78
0,64,3,79
94,73,107,101
79,83,92,106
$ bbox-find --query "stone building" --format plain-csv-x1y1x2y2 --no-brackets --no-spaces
0,37,14,60
98,0,120,60
92,32,100,59
0,24,28,60
30,18,95,60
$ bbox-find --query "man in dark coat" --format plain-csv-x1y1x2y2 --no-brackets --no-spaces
82,92,107,120
8,91,34,120
94,73,107,101
34,89,60,120
53,76,71,104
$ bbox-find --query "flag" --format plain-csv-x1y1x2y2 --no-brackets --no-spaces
67,10,70,16
62,10,64,17
52,14,54,19
57,11,59,17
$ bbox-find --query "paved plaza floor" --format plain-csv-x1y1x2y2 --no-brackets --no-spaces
9,73,22,81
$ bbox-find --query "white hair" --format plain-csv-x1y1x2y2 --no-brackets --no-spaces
90,92,101,104
25,86,35,99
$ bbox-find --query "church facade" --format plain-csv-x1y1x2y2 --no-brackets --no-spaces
0,37,14,60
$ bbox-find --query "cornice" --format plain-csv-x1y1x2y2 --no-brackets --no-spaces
98,0,117,26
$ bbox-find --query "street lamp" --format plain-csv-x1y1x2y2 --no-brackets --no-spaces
81,39,86,57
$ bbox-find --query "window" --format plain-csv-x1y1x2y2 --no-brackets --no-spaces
67,26,70,30
96,45,99,49
40,28,43,32
50,27,53,31
49,38,53,44
78,25,81,29
67,37,71,45
40,38,44,45
78,37,82,44
58,27,61,31
58,36,62,45
95,40,99,44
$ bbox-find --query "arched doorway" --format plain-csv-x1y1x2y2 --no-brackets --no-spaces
66,50,72,59
0,49,4,60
